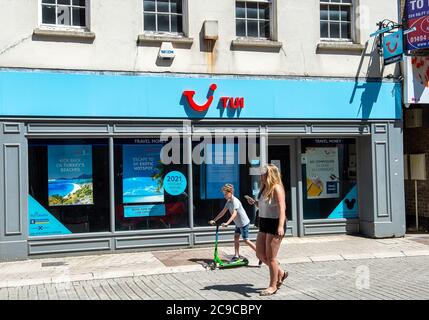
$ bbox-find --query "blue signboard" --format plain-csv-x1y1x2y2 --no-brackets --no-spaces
122,144,164,204
405,0,429,50
0,70,401,120
124,204,166,218
383,30,404,65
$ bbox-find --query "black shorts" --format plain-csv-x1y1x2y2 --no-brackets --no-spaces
259,217,286,236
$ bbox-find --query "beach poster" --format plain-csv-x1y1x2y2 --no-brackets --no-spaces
305,147,340,199
122,144,165,204
48,145,94,206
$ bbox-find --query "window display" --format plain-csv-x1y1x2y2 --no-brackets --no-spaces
193,137,259,227
114,138,189,230
301,139,358,220
28,139,110,236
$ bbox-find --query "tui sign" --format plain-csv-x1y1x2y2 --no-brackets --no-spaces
383,30,404,65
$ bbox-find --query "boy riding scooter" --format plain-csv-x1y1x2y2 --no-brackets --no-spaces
209,184,257,261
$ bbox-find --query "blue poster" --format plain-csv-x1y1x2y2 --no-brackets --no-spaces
29,195,72,236
123,144,164,203
203,144,240,199
124,204,166,218
328,185,358,219
48,145,93,206
163,171,187,196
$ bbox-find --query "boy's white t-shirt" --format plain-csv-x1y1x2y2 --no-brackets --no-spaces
224,196,250,228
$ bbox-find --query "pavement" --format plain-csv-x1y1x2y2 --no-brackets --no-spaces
1,233,429,291
1,256,428,300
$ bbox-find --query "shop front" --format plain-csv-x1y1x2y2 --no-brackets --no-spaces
0,69,405,260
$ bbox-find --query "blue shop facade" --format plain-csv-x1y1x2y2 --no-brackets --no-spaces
0,69,405,261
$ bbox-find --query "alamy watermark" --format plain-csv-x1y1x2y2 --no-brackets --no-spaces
158,122,267,176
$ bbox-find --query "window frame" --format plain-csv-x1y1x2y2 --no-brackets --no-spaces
142,0,185,36
38,0,90,30
235,0,273,40
320,0,355,43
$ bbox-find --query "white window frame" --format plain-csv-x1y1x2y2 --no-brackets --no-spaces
235,0,273,40
38,0,90,31
320,0,355,43
142,0,185,36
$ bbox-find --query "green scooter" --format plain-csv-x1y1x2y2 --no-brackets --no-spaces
207,222,249,270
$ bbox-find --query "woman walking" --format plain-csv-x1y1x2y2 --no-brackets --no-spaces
247,164,288,296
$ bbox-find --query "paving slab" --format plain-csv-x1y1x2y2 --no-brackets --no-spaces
1,234,428,288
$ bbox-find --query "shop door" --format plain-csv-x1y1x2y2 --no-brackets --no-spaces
267,139,298,237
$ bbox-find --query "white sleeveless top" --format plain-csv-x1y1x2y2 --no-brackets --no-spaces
258,193,280,219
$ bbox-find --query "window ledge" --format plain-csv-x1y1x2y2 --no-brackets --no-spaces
137,34,194,46
33,28,95,41
316,42,365,53
232,39,283,49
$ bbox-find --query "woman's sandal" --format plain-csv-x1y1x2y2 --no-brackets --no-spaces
259,288,278,296
277,270,289,288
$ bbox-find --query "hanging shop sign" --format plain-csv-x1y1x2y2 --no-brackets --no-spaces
404,55,429,104
405,0,429,51
383,30,404,65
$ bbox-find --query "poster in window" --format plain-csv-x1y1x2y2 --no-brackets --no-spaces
305,147,340,199
122,144,165,204
48,145,93,206
204,144,240,199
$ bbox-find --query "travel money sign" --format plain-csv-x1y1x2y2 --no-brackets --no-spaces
405,0,429,50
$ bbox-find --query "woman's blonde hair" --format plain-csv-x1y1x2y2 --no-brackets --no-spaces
262,164,284,201
221,184,234,193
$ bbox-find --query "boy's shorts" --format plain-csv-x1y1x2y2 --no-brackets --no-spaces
234,223,250,240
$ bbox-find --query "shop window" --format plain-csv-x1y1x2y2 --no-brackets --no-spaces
28,139,110,236
41,0,87,27
114,138,189,231
192,137,260,227
143,0,183,34
301,138,357,220
236,1,271,39
320,0,352,41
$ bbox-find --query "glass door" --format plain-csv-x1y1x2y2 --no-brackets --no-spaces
267,139,298,236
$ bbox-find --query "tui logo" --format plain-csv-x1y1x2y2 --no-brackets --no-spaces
386,37,399,54
182,84,245,112
183,84,217,112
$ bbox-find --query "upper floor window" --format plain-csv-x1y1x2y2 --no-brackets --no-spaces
320,0,352,41
236,1,271,39
143,0,183,34
41,0,87,27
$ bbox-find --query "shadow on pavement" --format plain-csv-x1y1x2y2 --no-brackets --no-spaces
201,283,262,298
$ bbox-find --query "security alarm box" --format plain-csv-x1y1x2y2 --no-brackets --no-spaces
158,42,175,60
